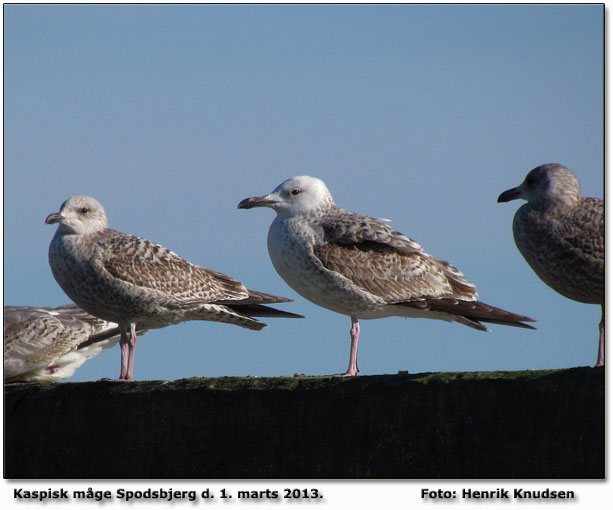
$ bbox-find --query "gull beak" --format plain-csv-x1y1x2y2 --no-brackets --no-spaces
237,194,279,209
497,186,523,203
45,212,65,224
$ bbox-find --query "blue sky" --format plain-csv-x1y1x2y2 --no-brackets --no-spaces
3,4,604,382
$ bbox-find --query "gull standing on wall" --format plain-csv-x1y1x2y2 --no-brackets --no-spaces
238,176,535,376
498,163,604,366
46,196,302,381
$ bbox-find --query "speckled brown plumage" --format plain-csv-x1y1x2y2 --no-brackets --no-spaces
512,196,603,304
4,304,137,382
314,237,478,304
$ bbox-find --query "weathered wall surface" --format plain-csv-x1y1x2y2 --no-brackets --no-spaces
4,367,604,479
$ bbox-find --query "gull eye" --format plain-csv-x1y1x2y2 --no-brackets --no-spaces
525,173,538,188
79,207,90,214
290,188,301,196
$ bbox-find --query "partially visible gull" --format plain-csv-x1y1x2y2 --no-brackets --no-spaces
238,175,535,376
46,196,302,381
498,163,604,366
4,304,147,382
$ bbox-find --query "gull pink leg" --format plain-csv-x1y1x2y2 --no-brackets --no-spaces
125,322,138,381
596,304,604,367
334,315,360,377
119,327,130,379
102,324,135,381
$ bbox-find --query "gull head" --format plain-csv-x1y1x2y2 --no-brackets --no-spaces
45,195,109,235
238,176,335,217
497,163,580,208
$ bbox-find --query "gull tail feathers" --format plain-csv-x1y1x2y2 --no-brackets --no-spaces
397,297,536,330
227,303,304,319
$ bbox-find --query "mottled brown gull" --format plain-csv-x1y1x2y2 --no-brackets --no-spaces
4,304,147,382
498,163,604,366
46,196,302,381
238,176,535,376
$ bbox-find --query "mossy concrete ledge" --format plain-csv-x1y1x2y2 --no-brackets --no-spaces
4,367,604,479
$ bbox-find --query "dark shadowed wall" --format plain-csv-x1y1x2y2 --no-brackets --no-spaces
4,367,604,479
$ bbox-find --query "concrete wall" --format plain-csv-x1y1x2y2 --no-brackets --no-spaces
4,367,604,478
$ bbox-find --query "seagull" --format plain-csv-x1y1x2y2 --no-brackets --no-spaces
46,196,302,381
238,176,535,376
4,304,147,382
498,163,604,366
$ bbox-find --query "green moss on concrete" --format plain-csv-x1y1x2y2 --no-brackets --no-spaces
4,367,604,479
